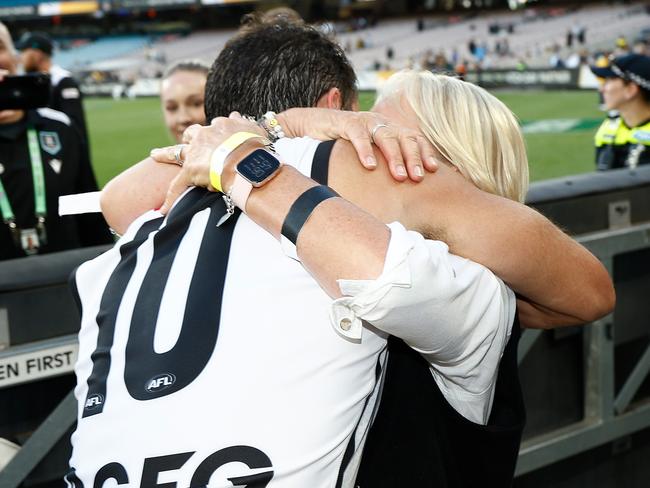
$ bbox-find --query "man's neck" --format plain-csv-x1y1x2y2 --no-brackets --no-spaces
620,101,650,128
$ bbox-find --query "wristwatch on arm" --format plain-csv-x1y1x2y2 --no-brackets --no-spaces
230,148,282,210
209,132,283,214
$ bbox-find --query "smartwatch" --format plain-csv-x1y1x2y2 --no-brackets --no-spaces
209,131,264,193
230,148,282,210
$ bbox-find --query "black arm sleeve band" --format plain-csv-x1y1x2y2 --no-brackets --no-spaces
281,185,339,245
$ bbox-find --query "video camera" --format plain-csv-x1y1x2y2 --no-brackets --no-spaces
0,73,51,110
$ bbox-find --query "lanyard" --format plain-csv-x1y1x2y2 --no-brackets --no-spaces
0,128,47,224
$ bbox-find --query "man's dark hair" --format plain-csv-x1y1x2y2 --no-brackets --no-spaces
205,21,357,120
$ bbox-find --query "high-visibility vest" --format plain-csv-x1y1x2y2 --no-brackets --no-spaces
594,116,650,170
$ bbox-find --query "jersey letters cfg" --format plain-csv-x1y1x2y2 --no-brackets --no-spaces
71,446,274,488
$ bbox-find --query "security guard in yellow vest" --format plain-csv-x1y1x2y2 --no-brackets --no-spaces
594,116,650,170
591,54,650,170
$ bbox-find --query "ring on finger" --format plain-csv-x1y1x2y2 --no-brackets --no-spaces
370,123,389,145
173,144,186,167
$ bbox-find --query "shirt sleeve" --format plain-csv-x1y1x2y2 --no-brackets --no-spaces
274,137,321,175
53,77,89,144
330,221,516,424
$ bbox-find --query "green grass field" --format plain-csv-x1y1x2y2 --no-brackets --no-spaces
86,89,604,188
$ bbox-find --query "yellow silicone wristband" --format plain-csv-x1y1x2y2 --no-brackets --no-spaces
209,166,223,193
209,131,263,193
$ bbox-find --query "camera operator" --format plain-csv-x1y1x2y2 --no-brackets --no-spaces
0,22,111,260
17,31,89,149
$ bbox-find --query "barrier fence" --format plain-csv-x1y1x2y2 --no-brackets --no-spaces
516,223,650,477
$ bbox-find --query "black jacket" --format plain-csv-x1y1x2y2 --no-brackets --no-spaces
0,108,112,260
355,323,525,488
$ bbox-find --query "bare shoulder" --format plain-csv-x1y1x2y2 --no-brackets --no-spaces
326,139,490,236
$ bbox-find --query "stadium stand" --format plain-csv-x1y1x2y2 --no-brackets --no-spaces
337,2,649,71
106,30,235,73
48,1,649,89
151,30,238,62
53,35,150,71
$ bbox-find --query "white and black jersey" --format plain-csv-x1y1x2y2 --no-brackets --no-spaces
69,185,387,488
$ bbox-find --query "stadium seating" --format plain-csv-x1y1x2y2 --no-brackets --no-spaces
54,2,648,80
157,30,237,62
339,2,649,71
53,35,150,71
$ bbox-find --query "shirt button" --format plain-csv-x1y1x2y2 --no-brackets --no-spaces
340,318,352,331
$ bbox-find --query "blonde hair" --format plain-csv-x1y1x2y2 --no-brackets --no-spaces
377,70,529,202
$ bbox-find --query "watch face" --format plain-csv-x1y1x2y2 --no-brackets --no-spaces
237,149,281,186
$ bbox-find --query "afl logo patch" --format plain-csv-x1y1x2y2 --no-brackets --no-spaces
84,393,104,410
145,373,176,393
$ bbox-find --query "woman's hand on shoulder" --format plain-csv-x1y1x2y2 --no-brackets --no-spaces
277,107,439,182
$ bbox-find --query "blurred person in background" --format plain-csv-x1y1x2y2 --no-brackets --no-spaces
633,39,648,56
17,31,89,149
591,53,650,170
160,60,209,144
593,50,612,110
431,52,452,73
0,22,111,260
615,34,629,55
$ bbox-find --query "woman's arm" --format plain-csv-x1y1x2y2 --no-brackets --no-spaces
100,156,179,234
324,139,614,329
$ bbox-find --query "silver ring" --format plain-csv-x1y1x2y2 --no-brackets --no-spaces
370,123,389,144
173,144,186,166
